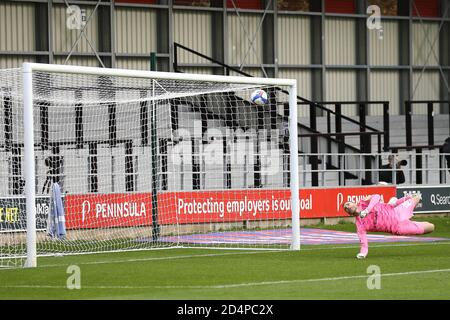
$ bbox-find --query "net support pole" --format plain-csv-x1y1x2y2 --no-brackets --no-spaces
23,63,37,268
289,83,300,251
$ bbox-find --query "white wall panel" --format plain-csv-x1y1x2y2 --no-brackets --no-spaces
116,91,141,143
115,58,150,70
82,102,109,143
0,2,35,52
136,146,152,192
369,21,399,66
325,18,356,65
278,69,311,117
115,7,157,54
277,15,310,65
52,5,99,53
228,13,262,66
174,10,212,64
369,71,400,115
412,71,440,114
0,56,35,69
53,56,100,67
229,68,265,78
179,67,214,75
325,70,357,116
97,147,113,193
413,22,439,66
61,147,89,194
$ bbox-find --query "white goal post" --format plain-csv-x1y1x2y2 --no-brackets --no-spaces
0,63,299,268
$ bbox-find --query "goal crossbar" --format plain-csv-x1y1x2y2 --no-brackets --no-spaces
23,63,297,87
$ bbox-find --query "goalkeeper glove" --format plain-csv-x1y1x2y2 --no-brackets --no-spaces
359,209,369,218
388,197,398,206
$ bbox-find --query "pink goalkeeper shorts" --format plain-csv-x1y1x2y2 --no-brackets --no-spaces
394,220,425,236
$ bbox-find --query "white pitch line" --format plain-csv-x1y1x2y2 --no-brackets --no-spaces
4,240,449,270
44,241,450,266
38,251,276,268
301,240,450,251
2,268,450,290
206,268,450,289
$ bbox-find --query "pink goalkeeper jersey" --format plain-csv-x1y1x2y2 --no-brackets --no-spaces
355,194,412,256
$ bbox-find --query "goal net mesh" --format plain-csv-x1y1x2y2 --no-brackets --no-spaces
0,67,295,268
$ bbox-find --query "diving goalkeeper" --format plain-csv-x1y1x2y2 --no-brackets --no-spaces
343,194,435,259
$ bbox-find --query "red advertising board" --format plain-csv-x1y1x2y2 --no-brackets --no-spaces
159,189,292,224
299,186,396,218
162,186,396,223
64,186,396,229
65,193,152,229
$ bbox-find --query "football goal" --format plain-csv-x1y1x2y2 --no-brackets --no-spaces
0,63,299,268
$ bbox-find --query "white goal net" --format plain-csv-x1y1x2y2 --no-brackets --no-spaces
0,63,299,268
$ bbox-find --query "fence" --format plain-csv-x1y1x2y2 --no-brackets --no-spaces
298,151,450,187
404,100,450,148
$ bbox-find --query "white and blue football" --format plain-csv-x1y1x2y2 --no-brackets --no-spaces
250,89,268,106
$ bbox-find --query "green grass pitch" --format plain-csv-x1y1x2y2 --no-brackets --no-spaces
1,216,449,300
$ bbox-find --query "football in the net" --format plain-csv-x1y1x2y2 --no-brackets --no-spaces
250,89,268,105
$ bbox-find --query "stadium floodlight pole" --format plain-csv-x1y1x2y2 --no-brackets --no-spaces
23,63,37,268
289,82,300,251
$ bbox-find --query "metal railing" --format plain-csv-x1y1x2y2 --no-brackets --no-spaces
299,131,384,185
298,151,450,187
298,101,390,152
388,144,449,185
404,100,450,148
